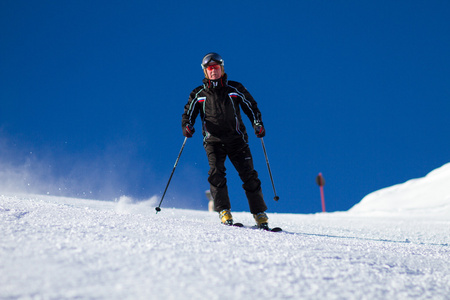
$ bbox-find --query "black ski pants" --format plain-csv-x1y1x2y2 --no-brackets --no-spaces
204,139,267,214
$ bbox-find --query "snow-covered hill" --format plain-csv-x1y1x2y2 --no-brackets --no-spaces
349,162,450,217
1,163,450,299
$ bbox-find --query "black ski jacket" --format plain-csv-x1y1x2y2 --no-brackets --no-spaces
182,74,263,144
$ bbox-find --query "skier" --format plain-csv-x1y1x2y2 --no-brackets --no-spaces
182,52,269,229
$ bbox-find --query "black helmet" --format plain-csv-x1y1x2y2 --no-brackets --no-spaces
201,52,224,69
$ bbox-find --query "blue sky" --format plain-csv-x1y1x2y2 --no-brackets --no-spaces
1,0,449,214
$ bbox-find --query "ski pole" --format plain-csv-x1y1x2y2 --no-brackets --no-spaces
260,138,279,201
156,137,188,213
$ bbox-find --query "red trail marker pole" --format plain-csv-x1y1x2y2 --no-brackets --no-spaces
316,172,326,212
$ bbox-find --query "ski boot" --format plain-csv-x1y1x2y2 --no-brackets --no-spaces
219,209,233,226
253,212,269,230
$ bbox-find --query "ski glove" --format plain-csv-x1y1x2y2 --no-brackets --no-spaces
183,124,195,138
254,123,265,138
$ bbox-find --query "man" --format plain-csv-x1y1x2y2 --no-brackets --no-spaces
181,52,269,229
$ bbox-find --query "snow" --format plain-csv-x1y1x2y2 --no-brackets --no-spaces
1,164,450,299
349,162,450,217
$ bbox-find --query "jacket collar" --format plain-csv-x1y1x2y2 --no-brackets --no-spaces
203,73,228,90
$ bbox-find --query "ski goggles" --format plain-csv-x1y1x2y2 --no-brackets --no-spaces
201,53,224,69
205,64,221,71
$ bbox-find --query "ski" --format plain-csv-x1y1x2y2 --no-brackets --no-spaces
225,222,282,232
222,222,244,227
268,226,283,232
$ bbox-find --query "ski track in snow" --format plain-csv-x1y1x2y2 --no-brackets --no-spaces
1,194,449,300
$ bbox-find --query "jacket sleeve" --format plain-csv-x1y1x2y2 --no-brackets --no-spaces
181,89,201,129
236,83,263,127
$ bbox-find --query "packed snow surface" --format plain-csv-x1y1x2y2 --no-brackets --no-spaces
1,163,450,299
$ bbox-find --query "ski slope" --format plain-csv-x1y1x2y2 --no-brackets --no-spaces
1,164,450,299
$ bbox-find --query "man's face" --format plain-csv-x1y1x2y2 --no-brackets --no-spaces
206,64,222,80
